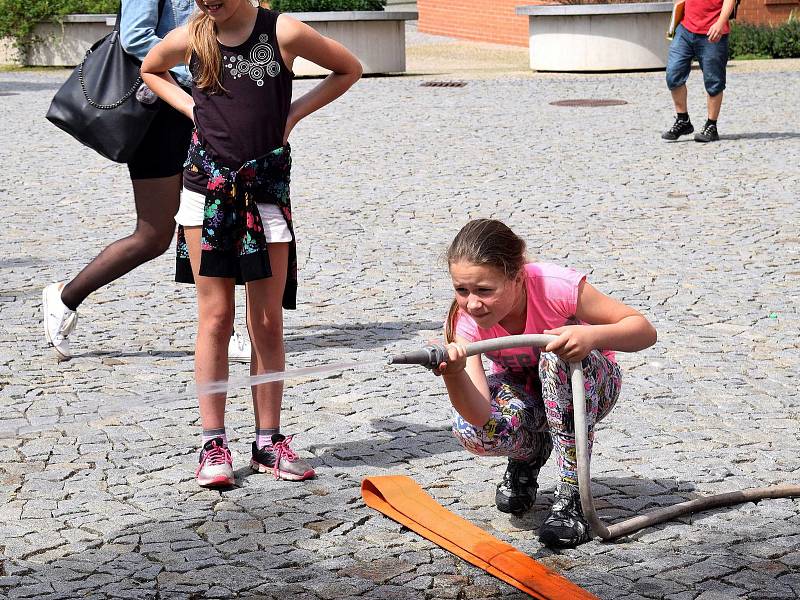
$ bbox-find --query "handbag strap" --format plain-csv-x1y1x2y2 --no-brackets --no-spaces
80,0,169,110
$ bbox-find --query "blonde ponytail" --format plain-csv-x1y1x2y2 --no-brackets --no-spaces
186,11,226,95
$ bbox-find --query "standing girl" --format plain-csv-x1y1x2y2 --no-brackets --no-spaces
434,219,657,548
141,0,361,487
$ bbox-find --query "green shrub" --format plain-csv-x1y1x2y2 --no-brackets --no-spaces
770,15,800,58
269,0,386,11
0,0,118,55
730,14,800,59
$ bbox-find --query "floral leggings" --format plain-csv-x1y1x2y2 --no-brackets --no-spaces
452,351,622,485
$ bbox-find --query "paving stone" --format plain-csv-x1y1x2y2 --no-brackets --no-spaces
0,29,799,600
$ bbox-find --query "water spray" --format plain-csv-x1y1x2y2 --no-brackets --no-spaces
390,334,800,541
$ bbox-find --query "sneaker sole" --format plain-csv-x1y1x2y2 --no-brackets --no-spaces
42,287,71,361
496,502,532,515
197,473,235,487
538,528,591,549
250,459,315,481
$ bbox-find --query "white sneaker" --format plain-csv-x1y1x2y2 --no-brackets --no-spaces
228,330,251,362
42,282,77,361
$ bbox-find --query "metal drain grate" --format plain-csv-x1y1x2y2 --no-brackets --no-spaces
550,99,628,107
420,81,468,88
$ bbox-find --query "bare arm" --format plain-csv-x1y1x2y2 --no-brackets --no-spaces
140,26,194,120
544,281,657,362
277,14,362,143
708,0,736,42
436,337,493,428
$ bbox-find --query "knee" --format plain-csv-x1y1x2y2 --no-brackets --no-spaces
248,312,283,345
150,231,174,256
132,228,174,260
144,230,175,258
705,81,725,97
451,420,502,458
666,69,687,91
538,351,566,378
199,309,234,340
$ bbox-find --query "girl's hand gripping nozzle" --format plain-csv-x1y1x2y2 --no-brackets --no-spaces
388,345,449,370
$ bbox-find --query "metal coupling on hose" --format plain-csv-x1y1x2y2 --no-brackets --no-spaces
387,344,448,370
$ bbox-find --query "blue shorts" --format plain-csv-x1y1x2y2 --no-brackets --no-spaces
666,24,729,96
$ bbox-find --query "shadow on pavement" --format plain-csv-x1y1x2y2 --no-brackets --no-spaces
0,490,431,599
722,131,800,140
308,417,458,467
506,474,749,544
285,320,443,352
74,350,195,358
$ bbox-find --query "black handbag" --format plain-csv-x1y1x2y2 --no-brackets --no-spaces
46,1,166,163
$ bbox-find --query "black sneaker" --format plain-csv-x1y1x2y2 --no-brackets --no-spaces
495,459,540,515
538,482,591,548
694,121,719,142
661,116,694,140
251,433,315,481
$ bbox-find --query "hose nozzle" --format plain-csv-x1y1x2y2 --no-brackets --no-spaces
388,345,448,370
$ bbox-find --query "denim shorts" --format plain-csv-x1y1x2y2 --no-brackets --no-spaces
666,24,729,96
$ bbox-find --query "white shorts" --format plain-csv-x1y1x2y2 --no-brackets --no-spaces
175,188,292,243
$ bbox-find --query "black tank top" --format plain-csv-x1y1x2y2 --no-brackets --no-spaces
184,8,293,194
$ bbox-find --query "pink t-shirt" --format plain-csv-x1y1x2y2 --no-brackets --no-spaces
454,263,616,376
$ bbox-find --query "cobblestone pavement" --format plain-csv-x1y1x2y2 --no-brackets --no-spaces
1,34,799,600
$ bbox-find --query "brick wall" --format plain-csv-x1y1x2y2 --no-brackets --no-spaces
418,0,799,47
737,0,800,26
417,0,534,47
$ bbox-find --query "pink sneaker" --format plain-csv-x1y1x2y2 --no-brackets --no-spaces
196,437,234,487
250,434,315,481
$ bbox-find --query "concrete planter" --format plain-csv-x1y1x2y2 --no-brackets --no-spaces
288,11,417,76
0,11,417,75
516,3,673,72
0,14,116,66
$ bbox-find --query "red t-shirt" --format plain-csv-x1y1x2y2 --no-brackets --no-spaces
682,0,730,36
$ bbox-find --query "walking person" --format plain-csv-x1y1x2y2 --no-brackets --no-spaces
141,0,362,486
432,219,657,548
42,0,252,362
662,0,737,142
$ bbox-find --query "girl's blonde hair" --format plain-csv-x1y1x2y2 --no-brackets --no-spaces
186,10,226,95
444,219,527,342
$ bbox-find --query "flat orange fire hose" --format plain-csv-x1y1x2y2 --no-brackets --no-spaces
361,475,598,600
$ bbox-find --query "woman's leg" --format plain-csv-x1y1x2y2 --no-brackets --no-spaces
246,242,289,431
245,243,313,481
538,350,621,548
184,226,236,487
44,176,181,360
183,227,235,442
60,175,182,309
452,373,552,514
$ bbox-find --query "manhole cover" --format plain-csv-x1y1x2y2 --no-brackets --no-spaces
420,81,467,88
550,99,628,107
